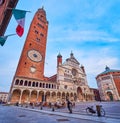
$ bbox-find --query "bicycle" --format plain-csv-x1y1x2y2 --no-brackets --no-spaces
86,105,105,116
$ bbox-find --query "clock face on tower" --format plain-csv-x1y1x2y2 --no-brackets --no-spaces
27,49,42,62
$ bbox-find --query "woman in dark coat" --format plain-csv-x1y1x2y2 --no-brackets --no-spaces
66,99,72,113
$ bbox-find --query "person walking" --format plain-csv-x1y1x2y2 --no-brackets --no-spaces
66,99,72,113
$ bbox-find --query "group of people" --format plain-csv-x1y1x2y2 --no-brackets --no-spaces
14,98,75,113
43,99,75,113
50,99,74,113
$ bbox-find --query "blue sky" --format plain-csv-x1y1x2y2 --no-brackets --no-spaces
0,0,120,92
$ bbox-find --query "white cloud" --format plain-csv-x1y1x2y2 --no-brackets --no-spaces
74,47,119,74
49,28,119,43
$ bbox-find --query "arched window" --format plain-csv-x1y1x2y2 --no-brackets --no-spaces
43,83,45,88
28,81,31,86
15,79,19,85
24,81,28,86
39,83,42,87
52,84,53,88
20,80,23,85
36,82,38,87
32,82,35,87
49,84,51,88
46,84,48,88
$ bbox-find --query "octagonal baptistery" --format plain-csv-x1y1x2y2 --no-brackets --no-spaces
96,66,120,101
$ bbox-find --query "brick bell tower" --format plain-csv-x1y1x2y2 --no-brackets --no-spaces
15,7,48,80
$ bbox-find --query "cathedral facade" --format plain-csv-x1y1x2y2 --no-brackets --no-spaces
8,8,94,104
56,52,94,102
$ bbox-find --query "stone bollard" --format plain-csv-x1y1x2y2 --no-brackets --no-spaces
96,105,101,117
32,105,34,109
51,103,55,111
40,106,43,110
25,105,28,108
52,106,55,111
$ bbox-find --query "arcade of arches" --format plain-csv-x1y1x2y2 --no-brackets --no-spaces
9,77,94,104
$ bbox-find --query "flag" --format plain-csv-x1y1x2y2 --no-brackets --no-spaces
0,36,8,46
12,9,27,37
0,34,16,46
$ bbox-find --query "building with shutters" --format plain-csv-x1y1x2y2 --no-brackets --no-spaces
0,92,8,103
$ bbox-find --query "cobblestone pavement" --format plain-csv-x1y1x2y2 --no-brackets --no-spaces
0,105,101,123
19,101,120,119
0,101,120,123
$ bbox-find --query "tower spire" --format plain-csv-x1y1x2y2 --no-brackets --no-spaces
70,51,74,58
57,52,62,67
